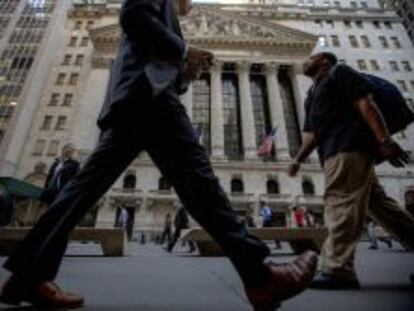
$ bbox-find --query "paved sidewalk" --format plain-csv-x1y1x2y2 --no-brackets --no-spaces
0,242,413,310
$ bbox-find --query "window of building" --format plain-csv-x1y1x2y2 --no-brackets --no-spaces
69,73,79,85
391,37,401,48
68,36,77,47
389,61,399,72
231,178,244,193
222,68,243,160
360,1,368,8
266,179,280,194
123,174,136,189
370,60,380,71
333,1,341,7
41,115,53,130
384,21,393,29
331,35,340,47
250,72,272,153
397,80,408,92
74,20,82,30
80,37,89,47
86,20,94,29
402,61,412,72
361,35,371,48
62,93,73,106
357,59,367,71
323,0,330,7
158,176,172,191
47,140,59,156
55,73,66,85
55,116,67,130
315,20,322,28
318,35,328,47
349,35,359,48
302,178,315,196
410,81,414,91
326,20,334,28
379,36,389,48
62,54,72,66
373,21,381,29
344,20,352,28
74,55,84,66
355,20,363,28
33,139,46,156
350,1,357,8
193,74,211,154
338,59,347,65
48,93,60,106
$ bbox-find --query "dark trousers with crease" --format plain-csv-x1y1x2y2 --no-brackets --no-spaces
4,87,270,288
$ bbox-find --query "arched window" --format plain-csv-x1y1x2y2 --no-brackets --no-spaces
266,179,280,194
302,178,315,196
231,178,244,193
123,174,136,189
158,176,172,191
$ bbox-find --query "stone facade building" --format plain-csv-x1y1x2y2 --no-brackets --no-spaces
1,0,414,237
0,0,71,177
379,0,414,45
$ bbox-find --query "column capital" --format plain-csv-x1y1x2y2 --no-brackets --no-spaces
292,62,305,75
265,62,281,74
236,60,252,73
211,59,224,72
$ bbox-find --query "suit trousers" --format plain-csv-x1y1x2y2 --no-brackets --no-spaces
4,87,270,288
321,152,414,275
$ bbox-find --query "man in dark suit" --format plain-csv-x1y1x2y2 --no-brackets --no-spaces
0,1,317,309
40,144,80,205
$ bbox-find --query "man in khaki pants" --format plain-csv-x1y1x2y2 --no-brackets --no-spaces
289,52,414,289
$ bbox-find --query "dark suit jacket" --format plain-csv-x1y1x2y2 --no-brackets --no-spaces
97,0,189,130
40,158,80,204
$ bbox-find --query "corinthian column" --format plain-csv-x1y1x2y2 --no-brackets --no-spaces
265,63,290,161
210,61,225,160
237,61,258,160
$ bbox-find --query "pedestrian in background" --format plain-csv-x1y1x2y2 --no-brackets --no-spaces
160,213,172,245
289,52,414,289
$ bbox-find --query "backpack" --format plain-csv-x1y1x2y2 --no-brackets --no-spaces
363,74,414,135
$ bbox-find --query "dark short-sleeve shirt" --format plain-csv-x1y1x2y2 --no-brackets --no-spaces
304,64,376,163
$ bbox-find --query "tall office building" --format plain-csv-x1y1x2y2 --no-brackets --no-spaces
379,0,414,44
0,0,70,175
2,0,414,236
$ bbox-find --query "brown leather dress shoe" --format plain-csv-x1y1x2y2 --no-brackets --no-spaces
245,251,318,311
0,276,84,308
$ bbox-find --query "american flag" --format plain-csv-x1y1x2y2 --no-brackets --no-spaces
257,127,277,157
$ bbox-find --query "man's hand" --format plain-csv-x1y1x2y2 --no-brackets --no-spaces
375,138,410,168
288,160,301,177
185,46,213,81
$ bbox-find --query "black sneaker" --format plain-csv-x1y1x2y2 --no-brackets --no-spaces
310,271,361,290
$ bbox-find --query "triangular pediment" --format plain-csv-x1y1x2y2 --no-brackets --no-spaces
89,5,317,51
181,6,317,46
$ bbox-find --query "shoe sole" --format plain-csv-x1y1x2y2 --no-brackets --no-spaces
0,294,22,306
0,295,83,309
254,301,281,311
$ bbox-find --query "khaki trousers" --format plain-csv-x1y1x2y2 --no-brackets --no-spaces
321,152,414,275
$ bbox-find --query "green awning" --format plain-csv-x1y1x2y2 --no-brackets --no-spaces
0,177,42,200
